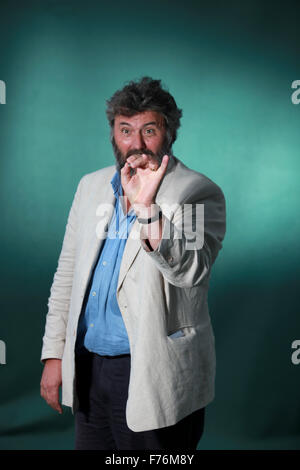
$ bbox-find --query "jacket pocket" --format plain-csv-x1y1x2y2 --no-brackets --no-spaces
167,326,195,339
168,329,185,339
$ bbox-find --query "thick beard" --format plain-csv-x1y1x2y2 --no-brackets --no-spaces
112,135,172,173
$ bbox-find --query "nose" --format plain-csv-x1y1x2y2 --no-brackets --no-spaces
131,130,145,151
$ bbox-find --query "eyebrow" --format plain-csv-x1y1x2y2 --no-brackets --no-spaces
118,121,158,127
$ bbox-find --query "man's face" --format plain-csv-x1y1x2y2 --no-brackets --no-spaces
112,110,170,171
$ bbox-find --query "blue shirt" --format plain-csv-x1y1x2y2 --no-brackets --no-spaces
75,170,137,356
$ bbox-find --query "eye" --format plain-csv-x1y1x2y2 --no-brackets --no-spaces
144,128,155,135
121,128,130,135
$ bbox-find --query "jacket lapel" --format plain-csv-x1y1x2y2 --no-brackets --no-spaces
81,168,116,295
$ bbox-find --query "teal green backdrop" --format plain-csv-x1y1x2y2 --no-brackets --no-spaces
0,0,299,450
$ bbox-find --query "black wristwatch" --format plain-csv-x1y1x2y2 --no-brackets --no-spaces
137,210,162,224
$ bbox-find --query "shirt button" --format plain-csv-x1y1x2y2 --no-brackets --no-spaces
90,323,94,327
102,261,107,266
92,291,96,296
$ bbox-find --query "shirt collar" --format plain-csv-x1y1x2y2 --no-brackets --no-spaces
110,170,122,198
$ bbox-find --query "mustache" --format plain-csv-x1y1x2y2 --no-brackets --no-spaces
112,136,171,172
125,149,155,159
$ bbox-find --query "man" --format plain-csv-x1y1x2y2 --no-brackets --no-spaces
40,76,226,450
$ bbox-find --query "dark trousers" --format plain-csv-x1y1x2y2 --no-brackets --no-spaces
74,351,205,450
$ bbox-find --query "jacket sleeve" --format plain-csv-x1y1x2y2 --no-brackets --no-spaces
40,175,85,363
139,178,226,288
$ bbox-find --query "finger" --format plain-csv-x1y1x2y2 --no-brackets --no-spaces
121,162,131,185
128,154,149,168
41,386,63,414
47,390,63,414
157,154,169,175
127,154,147,163
149,161,159,171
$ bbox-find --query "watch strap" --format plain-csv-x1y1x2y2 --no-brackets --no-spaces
137,209,162,224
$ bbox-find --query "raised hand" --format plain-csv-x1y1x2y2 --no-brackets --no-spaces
121,154,169,209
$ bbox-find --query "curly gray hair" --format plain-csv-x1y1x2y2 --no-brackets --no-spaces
106,76,182,148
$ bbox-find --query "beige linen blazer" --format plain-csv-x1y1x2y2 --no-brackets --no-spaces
41,155,226,432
